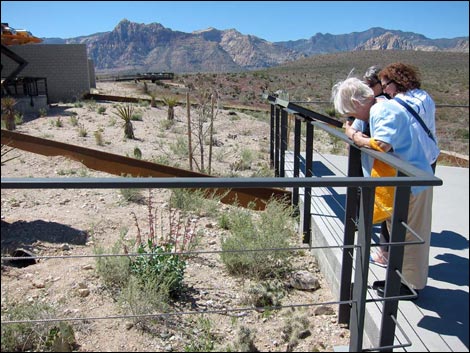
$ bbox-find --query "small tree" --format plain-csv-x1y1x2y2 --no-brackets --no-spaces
114,104,135,139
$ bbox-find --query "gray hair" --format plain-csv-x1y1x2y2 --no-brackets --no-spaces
363,65,381,87
331,77,374,115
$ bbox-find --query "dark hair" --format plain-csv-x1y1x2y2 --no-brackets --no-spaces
363,66,381,87
379,62,421,92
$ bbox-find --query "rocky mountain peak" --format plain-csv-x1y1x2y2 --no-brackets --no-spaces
49,20,468,74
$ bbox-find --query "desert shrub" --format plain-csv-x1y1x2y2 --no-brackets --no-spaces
77,123,87,137
1,300,76,352
223,326,259,352
169,135,188,158
130,239,186,297
244,279,287,308
94,237,131,290
94,129,104,146
133,146,142,159
119,187,144,204
280,308,311,351
118,174,145,204
170,188,221,217
14,112,23,125
220,199,296,279
69,115,78,126
184,316,217,352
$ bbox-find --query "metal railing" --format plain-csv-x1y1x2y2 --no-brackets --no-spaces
1,96,443,351
266,94,443,351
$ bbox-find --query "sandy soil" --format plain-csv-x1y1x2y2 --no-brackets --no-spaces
1,81,350,352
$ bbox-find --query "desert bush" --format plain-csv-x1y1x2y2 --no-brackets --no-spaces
1,299,76,352
184,316,217,352
77,123,88,137
170,188,221,217
223,326,259,352
220,198,297,279
94,236,131,290
94,129,104,146
14,112,23,125
54,117,63,127
69,115,79,126
130,239,186,297
280,308,311,352
169,135,189,159
243,279,287,308
119,187,144,204
133,146,142,159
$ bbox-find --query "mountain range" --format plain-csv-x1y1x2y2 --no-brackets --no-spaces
43,19,469,74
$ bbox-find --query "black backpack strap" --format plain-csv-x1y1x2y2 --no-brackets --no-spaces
394,97,436,144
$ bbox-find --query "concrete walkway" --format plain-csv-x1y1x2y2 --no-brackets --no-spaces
285,152,469,351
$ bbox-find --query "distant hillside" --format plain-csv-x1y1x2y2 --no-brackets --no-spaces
277,27,469,54
43,20,468,74
169,50,468,155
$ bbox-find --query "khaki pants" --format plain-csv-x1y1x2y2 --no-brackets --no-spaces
387,187,433,290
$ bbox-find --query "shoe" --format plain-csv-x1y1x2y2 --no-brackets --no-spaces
372,280,385,290
373,281,419,301
369,251,388,268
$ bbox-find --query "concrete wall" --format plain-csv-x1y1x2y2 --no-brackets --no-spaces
1,44,95,103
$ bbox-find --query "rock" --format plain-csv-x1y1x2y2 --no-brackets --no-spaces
32,279,45,288
314,305,336,316
289,270,320,290
78,288,90,297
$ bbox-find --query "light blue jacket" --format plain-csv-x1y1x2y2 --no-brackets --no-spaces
369,99,433,195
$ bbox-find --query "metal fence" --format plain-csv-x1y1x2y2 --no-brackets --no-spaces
1,97,443,351
266,94,443,351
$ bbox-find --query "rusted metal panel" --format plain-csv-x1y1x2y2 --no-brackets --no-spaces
2,130,290,210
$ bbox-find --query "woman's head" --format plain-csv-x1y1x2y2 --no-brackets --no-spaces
331,77,375,120
363,66,383,96
379,62,421,97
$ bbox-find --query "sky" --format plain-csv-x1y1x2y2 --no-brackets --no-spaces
1,1,469,42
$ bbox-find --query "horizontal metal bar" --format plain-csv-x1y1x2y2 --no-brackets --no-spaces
309,121,440,179
1,176,442,189
2,298,355,325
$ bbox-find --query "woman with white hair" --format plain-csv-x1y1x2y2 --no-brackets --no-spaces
331,77,434,300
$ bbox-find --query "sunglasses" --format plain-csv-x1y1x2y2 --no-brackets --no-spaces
382,80,395,89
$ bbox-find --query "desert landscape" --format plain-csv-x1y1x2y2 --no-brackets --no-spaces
1,80,350,352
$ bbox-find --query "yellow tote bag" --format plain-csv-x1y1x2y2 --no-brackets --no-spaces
370,138,397,224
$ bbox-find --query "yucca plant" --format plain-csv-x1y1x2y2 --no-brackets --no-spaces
148,91,158,108
114,105,135,139
1,97,17,130
162,96,178,121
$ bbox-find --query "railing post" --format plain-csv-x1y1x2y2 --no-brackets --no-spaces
280,109,288,177
292,116,302,209
349,185,375,351
338,145,363,325
379,181,411,351
274,105,281,177
302,122,313,244
270,104,275,168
